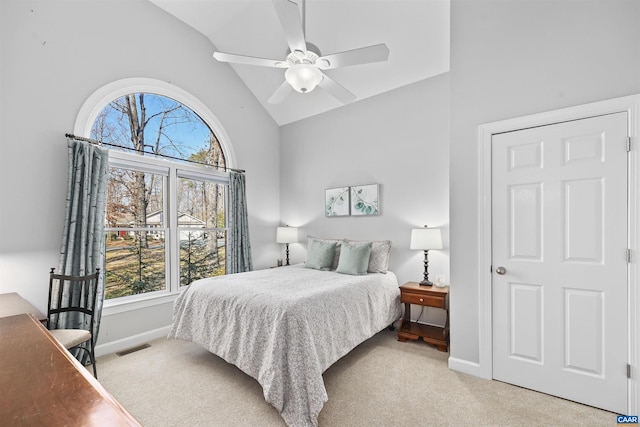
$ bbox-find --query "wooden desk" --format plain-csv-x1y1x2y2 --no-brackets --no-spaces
0,292,47,322
0,313,140,426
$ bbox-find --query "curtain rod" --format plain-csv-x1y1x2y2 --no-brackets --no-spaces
65,133,245,174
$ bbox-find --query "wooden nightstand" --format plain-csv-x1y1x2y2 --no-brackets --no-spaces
397,282,449,352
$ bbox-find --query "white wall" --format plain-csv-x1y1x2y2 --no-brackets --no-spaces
280,74,450,323
0,0,280,349
449,0,640,367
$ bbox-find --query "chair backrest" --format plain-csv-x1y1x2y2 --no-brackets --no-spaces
47,268,100,331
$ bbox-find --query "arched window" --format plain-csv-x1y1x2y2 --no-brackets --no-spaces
77,80,233,302
90,93,226,169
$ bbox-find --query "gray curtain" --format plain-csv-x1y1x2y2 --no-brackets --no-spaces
57,138,108,363
227,171,253,273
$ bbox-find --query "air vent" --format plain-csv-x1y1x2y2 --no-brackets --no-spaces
116,343,151,357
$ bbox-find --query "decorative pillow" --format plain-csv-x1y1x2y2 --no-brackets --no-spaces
345,239,392,273
305,239,337,270
307,236,342,269
336,240,373,275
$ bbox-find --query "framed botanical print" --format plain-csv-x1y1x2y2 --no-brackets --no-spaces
350,184,379,216
325,187,350,216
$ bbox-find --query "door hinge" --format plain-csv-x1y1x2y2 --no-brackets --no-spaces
627,249,632,263
628,137,632,152
628,364,632,379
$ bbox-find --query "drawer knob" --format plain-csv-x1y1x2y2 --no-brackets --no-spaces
419,298,424,302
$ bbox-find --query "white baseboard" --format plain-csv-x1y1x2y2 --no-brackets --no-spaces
95,325,172,357
448,356,489,379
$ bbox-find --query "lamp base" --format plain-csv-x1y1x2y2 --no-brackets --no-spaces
419,250,433,286
285,243,290,266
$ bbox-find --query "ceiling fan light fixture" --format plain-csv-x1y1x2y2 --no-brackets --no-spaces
285,63,323,93
212,0,388,104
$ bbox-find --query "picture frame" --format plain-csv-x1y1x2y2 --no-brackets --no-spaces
350,184,379,216
325,187,350,217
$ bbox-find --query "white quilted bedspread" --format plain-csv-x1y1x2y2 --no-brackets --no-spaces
168,264,401,426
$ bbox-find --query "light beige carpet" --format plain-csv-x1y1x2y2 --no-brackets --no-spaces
97,329,614,426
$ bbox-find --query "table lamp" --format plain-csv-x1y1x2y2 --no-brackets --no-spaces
276,226,298,266
410,226,443,286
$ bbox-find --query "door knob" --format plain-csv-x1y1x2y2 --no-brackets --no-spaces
496,266,506,275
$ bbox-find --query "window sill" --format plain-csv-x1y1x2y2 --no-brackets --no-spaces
102,291,182,317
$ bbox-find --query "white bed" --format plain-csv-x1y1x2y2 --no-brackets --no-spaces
168,263,401,426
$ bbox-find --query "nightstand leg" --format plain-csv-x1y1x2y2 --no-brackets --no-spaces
403,302,411,323
435,343,448,352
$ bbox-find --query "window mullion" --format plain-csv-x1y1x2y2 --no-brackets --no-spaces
108,151,170,175
168,167,179,293
177,167,229,184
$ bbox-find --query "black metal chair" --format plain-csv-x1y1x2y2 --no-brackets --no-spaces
47,268,100,378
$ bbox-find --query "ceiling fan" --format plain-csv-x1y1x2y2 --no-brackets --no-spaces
212,0,390,104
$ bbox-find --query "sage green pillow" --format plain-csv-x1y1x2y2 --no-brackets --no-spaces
336,240,373,275
307,236,342,270
345,239,392,273
305,240,337,270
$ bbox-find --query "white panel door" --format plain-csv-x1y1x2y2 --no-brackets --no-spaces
492,112,628,413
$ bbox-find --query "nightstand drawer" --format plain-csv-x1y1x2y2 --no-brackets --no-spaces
401,292,445,308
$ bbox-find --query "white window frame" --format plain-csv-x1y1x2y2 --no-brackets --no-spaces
106,152,229,303
74,78,235,313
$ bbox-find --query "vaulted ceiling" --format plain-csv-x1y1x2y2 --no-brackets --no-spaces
150,0,450,125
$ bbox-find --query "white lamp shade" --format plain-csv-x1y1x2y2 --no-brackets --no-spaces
410,228,443,250
285,64,323,93
276,226,299,244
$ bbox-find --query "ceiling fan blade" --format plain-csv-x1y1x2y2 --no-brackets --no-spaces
316,44,390,70
268,81,294,104
213,52,287,68
317,74,357,104
272,0,307,54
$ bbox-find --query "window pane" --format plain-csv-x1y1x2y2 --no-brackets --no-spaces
106,167,164,229
179,230,226,286
177,177,225,228
91,93,227,170
177,176,226,286
105,231,166,299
